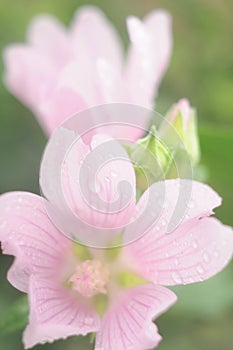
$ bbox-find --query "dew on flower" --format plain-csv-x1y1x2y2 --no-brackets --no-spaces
196,265,204,274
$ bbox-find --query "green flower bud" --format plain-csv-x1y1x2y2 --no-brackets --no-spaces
128,125,173,193
159,98,200,166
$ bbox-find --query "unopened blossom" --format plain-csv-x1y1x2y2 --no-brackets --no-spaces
3,6,172,137
0,134,233,350
159,98,200,166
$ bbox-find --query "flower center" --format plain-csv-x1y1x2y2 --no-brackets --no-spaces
69,260,109,298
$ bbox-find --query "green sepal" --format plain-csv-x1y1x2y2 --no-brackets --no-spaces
92,294,108,317
161,108,200,167
72,242,92,261
89,332,96,344
105,232,123,261
116,271,147,288
128,125,173,192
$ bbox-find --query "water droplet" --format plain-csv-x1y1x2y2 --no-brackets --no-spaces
155,225,160,231
105,176,110,182
187,200,195,209
84,317,93,326
196,265,204,274
174,258,179,266
161,219,166,226
172,272,182,284
110,171,118,178
192,240,198,249
203,253,210,263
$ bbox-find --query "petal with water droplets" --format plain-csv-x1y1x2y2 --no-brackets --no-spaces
125,217,233,286
95,284,176,350
0,192,71,292
23,276,100,349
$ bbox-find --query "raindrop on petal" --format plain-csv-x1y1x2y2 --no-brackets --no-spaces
171,272,182,284
196,265,204,274
203,253,210,263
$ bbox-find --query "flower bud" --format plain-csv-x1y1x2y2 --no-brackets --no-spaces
128,125,172,193
159,99,200,166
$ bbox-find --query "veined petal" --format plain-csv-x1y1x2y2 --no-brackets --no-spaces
0,192,71,292
125,10,172,107
95,284,176,350
124,180,233,285
124,179,221,243
131,217,233,285
23,276,100,349
61,134,136,229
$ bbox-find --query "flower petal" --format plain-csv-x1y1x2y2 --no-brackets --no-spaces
71,6,123,70
0,192,71,292
38,86,87,135
95,284,176,350
3,45,57,111
124,180,233,285
61,134,136,229
57,60,99,105
124,179,221,243
23,276,100,349
27,15,69,65
126,10,172,107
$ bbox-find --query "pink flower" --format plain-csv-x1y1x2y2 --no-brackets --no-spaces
0,134,233,350
3,6,172,137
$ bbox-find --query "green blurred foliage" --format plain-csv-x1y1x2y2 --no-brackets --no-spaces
0,0,232,349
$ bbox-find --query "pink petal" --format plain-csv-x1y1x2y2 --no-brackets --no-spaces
57,52,121,108
95,284,176,350
3,45,57,116
23,276,100,349
27,15,69,66
69,6,124,108
124,179,221,243
71,6,123,70
38,86,87,135
40,128,136,245
57,60,99,105
168,98,192,130
61,134,136,229
126,217,233,286
124,180,233,285
125,10,172,107
0,192,71,292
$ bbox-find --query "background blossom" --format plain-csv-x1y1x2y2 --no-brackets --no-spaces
3,6,172,136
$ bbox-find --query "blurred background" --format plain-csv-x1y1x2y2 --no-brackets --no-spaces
0,0,232,349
